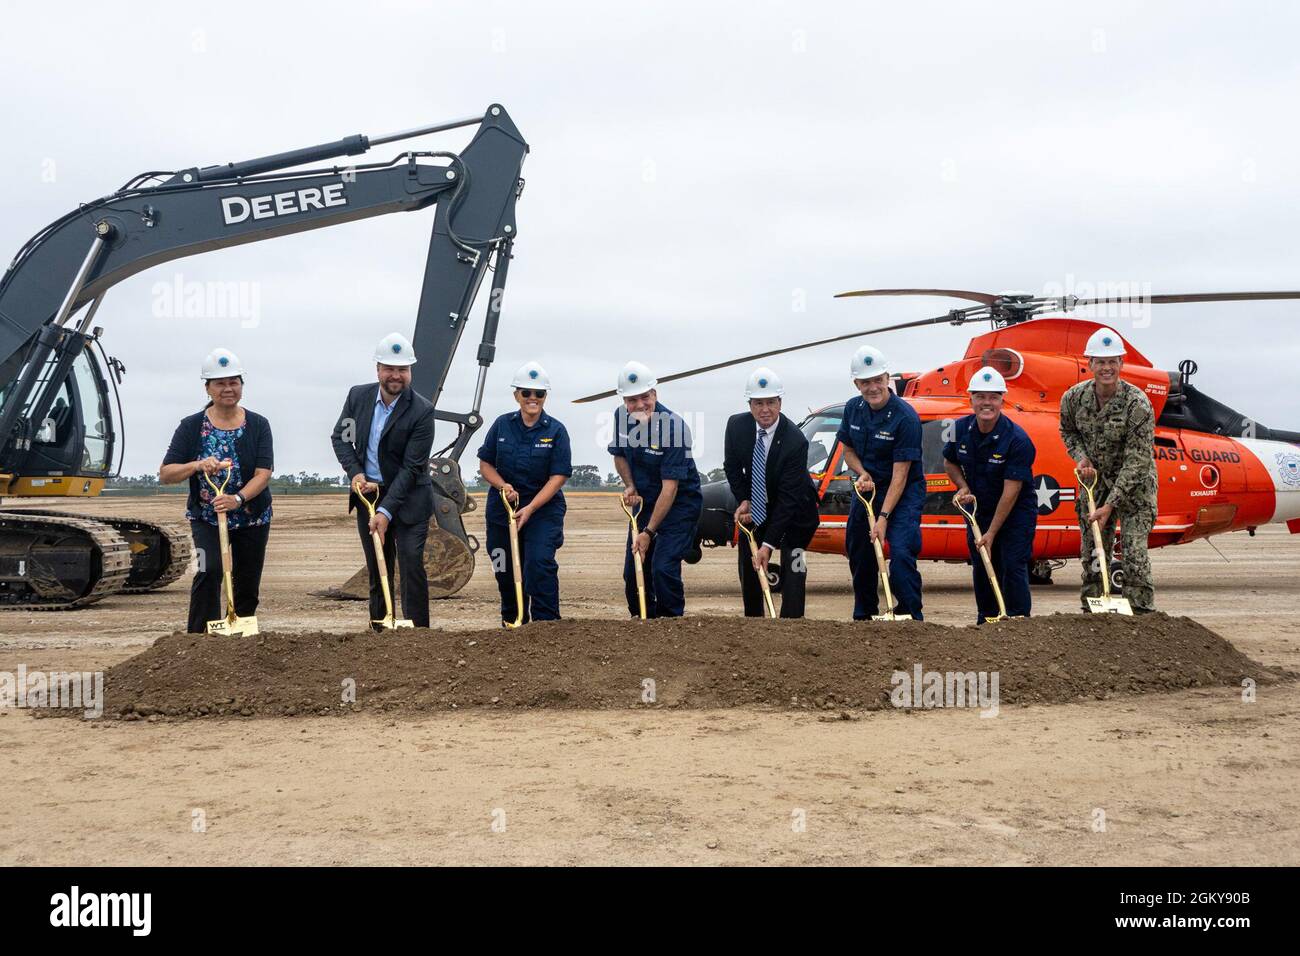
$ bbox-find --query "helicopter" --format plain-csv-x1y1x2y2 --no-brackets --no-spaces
578,289,1300,590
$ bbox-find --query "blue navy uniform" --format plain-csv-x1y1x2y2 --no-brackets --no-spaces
942,412,1038,623
608,403,703,617
836,392,926,620
477,411,573,623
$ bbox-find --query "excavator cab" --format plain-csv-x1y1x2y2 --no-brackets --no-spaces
0,330,193,608
0,333,116,492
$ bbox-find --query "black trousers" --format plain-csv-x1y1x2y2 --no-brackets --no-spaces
736,521,815,618
187,520,270,634
354,492,430,628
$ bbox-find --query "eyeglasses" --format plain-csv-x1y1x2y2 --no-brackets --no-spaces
518,389,547,399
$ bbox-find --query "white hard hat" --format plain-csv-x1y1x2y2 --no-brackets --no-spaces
511,361,551,390
745,366,784,399
374,331,417,366
617,360,657,398
201,348,244,380
967,365,1008,393
1083,326,1126,358
850,345,890,379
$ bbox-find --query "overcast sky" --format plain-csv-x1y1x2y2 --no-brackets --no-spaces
3,1,1298,480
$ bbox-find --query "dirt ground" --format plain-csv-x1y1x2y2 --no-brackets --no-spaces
3,492,1300,865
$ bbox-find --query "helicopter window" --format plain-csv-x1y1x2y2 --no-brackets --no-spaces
921,418,953,475
802,415,845,475
71,349,109,472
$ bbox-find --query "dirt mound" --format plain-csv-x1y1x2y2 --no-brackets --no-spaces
59,612,1289,721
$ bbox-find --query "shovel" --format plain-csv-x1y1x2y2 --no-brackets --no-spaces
499,487,525,628
202,468,259,636
953,493,1009,622
852,482,907,622
619,497,648,620
357,484,414,630
1074,468,1133,616
736,520,777,618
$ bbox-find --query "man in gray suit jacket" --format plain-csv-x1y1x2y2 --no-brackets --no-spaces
331,332,436,628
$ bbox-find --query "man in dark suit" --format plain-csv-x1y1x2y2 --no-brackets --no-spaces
330,332,436,629
723,367,821,618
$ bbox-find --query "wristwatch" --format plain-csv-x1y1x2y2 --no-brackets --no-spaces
877,510,890,520
645,527,658,540
235,493,245,507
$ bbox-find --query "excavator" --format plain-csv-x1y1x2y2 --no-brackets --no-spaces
0,105,528,610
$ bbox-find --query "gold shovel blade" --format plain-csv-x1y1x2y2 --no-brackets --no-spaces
373,617,415,630
1085,596,1134,616
870,611,910,622
206,615,259,636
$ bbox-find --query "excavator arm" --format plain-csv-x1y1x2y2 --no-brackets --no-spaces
0,104,527,608
1,104,526,461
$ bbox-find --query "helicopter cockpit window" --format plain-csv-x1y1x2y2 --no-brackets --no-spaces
921,418,951,475
801,414,845,476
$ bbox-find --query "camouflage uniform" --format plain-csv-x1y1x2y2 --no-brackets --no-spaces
1059,378,1158,610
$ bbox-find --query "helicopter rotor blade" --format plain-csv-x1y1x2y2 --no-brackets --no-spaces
572,289,1300,404
1072,291,1300,307
570,308,986,404
834,288,1000,305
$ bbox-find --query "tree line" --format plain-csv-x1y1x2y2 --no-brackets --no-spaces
107,466,729,491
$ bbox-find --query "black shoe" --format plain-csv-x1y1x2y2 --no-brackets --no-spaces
1133,606,1156,615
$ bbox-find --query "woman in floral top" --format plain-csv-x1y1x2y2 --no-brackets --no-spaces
160,349,275,633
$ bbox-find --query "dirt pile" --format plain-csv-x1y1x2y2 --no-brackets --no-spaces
56,612,1289,721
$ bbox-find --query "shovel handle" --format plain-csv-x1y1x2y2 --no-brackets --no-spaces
853,481,896,614
1074,467,1115,600
497,487,525,628
356,483,405,625
201,466,232,497
369,528,399,622
737,522,777,618
954,493,1009,619
218,510,236,619
619,498,647,620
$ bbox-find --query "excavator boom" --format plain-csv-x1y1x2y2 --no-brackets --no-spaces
0,105,528,609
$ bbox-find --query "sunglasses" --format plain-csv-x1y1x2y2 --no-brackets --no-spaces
518,389,547,399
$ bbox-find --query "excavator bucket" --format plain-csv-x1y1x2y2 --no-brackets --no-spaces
334,458,478,601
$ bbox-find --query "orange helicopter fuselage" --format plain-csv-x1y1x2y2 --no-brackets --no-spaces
782,318,1300,562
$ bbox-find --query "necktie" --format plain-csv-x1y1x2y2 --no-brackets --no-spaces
751,428,768,527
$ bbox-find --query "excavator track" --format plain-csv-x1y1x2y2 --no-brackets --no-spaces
0,512,133,610
0,509,192,594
